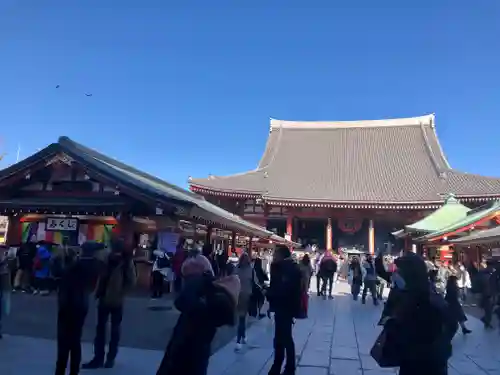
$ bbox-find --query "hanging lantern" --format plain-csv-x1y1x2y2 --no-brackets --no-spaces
338,218,362,234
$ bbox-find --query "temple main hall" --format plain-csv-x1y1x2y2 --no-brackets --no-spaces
189,114,500,254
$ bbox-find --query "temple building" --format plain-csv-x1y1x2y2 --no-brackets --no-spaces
0,136,292,251
190,114,500,254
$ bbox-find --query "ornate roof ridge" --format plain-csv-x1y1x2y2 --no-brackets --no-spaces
270,113,435,130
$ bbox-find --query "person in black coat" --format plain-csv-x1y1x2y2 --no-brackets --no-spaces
445,275,471,335
55,242,102,375
267,246,302,375
156,257,240,375
378,253,458,375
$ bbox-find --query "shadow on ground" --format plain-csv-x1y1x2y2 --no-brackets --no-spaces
3,293,241,353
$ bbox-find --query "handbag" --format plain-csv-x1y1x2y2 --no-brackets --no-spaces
370,318,402,368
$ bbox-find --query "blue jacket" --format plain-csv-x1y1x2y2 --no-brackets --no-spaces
34,246,51,279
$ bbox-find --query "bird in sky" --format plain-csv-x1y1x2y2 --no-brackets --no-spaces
85,93,93,97
55,85,60,88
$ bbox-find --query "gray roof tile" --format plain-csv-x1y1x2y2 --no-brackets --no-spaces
190,114,500,203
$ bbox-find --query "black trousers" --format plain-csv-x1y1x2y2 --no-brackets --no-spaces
269,314,295,375
481,296,493,326
376,279,386,300
55,307,87,375
151,271,164,298
321,274,334,296
362,279,378,304
93,303,123,362
316,275,322,295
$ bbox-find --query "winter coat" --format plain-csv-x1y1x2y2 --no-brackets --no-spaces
362,261,377,282
235,264,254,316
267,258,302,318
348,262,365,285
319,255,337,277
381,253,458,375
18,242,36,270
58,257,100,312
299,263,313,291
156,273,240,375
34,246,51,279
95,254,136,307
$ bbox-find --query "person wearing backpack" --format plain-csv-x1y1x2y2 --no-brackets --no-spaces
82,239,136,369
318,251,337,299
267,246,303,375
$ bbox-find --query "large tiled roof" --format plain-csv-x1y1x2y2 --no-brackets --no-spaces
190,114,500,206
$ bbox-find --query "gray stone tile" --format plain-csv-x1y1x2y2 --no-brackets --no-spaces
3,282,500,375
466,356,500,372
330,359,362,375
449,357,489,375
299,348,331,367
359,354,380,370
297,366,329,375
330,346,359,360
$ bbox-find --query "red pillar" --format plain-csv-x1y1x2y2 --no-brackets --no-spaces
326,218,333,251
368,219,375,255
286,215,293,241
231,231,237,255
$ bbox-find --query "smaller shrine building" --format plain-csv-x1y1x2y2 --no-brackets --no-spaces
0,136,292,253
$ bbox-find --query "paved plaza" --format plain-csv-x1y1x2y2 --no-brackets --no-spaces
1,282,499,375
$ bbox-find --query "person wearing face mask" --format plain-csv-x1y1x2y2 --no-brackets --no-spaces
375,253,458,375
82,238,136,369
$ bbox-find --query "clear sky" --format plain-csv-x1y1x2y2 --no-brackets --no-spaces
1,1,499,188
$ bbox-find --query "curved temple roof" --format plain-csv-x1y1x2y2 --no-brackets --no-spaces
0,137,297,245
190,114,500,207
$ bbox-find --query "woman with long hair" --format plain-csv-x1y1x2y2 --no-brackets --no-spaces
348,257,364,300
234,252,255,351
253,257,268,318
299,254,313,293
376,253,458,375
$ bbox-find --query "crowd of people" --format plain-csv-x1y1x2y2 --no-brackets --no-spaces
0,237,137,374
3,237,500,375
155,243,305,375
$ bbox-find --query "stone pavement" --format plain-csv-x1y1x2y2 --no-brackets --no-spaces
1,281,500,375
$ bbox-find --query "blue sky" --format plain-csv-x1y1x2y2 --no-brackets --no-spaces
1,1,499,188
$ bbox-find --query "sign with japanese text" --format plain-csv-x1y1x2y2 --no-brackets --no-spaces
46,217,79,231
